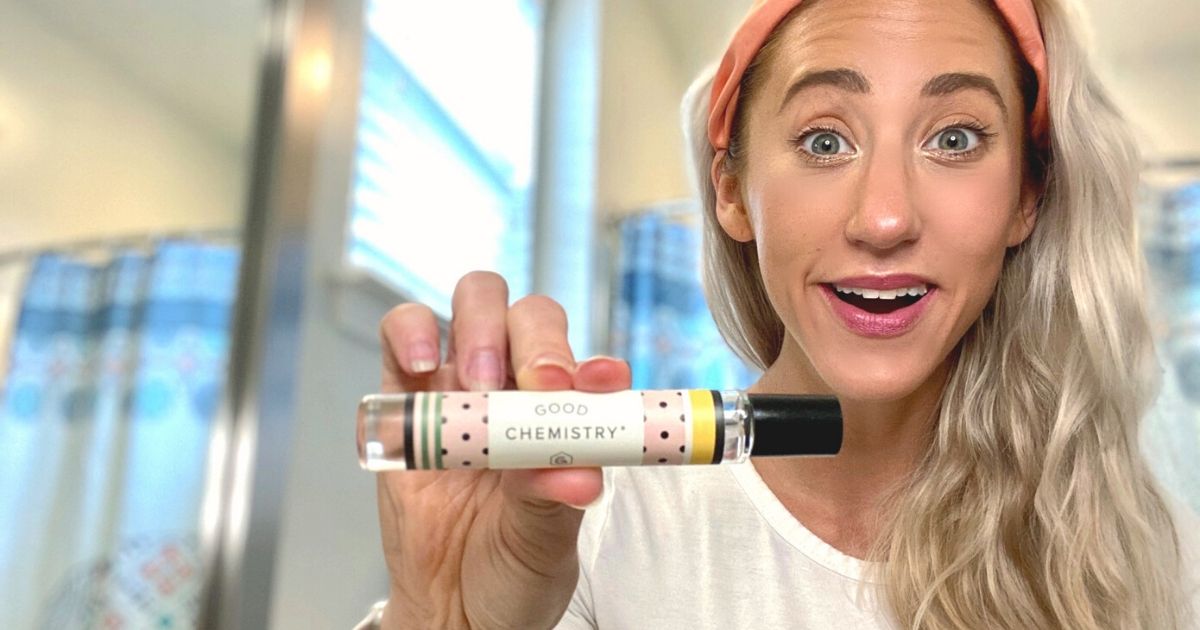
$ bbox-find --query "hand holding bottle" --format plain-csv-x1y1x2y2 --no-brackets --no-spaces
373,271,626,630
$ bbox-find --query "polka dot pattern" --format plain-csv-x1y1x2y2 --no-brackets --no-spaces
416,390,706,469
642,390,687,465
437,392,489,469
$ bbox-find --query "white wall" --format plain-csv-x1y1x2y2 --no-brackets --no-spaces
1096,60,1200,160
596,0,692,216
0,2,245,252
1083,0,1200,159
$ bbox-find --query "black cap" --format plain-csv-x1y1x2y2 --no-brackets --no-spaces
746,394,842,456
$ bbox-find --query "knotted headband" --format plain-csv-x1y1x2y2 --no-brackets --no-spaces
707,0,1050,152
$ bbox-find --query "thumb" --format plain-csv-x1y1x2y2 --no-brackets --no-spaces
492,467,604,568
502,467,604,511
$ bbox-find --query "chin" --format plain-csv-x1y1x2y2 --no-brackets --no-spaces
814,352,941,404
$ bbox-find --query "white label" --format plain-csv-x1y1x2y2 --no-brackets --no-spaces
487,390,643,468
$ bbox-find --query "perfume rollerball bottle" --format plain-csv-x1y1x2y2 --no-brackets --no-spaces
356,389,842,471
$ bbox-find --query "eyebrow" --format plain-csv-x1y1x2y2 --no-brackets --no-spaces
921,72,1008,119
777,69,870,112
778,68,1008,119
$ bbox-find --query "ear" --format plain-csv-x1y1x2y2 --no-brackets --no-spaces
1006,174,1041,247
711,152,755,243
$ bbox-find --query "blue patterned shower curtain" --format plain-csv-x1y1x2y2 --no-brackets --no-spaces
609,206,757,391
0,239,240,629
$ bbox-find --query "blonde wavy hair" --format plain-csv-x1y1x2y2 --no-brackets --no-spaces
683,0,1186,627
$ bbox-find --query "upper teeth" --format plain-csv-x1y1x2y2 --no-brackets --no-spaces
834,284,929,299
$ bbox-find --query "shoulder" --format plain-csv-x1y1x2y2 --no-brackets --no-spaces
579,465,734,524
574,466,709,588
575,465,740,550
570,466,891,628
595,464,743,519
606,462,737,493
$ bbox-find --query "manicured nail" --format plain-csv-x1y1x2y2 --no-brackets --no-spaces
467,349,503,391
524,354,573,390
580,354,625,368
564,491,605,511
408,340,438,373
530,354,572,372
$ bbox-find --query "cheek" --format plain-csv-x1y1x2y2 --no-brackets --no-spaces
920,171,1019,294
749,177,845,297
748,159,854,259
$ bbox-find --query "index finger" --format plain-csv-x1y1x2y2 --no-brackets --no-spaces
379,302,442,393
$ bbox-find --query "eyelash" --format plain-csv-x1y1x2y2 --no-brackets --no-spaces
789,124,848,165
929,120,997,162
789,120,998,165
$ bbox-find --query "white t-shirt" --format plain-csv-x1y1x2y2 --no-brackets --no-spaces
554,463,1200,630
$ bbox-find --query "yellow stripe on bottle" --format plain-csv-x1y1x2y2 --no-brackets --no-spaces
688,389,716,465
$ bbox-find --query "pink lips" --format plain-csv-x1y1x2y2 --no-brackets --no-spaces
820,274,936,338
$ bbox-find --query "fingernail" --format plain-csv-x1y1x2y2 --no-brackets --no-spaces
530,354,572,372
581,354,625,367
524,354,573,390
409,340,438,373
564,491,605,511
467,349,503,391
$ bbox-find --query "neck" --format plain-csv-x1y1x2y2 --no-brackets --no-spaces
747,339,948,556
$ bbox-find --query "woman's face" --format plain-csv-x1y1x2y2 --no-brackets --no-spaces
716,0,1039,403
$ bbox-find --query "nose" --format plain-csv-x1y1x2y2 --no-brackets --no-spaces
844,151,921,252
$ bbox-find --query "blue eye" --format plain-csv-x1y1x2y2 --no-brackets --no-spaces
799,129,853,157
925,127,981,153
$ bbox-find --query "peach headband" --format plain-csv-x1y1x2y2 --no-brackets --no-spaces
708,0,1050,152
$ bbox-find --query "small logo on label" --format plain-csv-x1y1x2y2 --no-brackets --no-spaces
549,452,574,466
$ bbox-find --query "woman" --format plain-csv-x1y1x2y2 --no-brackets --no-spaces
366,0,1200,627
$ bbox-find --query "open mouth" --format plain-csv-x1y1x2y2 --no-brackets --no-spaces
824,283,932,314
